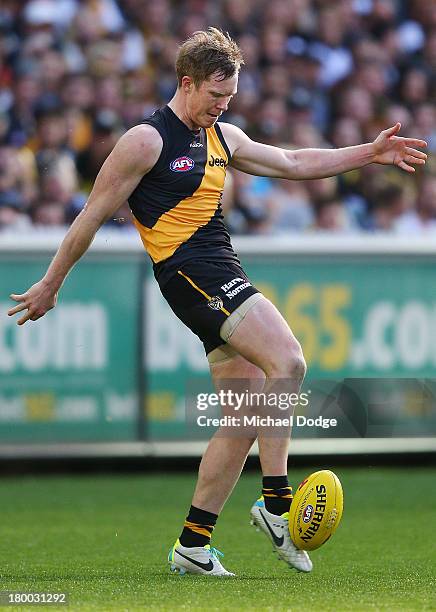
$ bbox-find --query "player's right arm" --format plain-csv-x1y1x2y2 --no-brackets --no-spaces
7,124,162,325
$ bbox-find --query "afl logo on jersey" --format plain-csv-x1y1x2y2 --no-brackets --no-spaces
170,156,195,172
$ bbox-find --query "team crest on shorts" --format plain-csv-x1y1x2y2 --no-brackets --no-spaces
208,296,223,311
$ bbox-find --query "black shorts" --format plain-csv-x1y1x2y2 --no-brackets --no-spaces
160,260,260,355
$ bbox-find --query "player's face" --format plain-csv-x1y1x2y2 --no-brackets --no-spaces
188,73,238,128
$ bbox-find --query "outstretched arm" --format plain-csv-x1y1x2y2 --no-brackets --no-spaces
8,125,162,325
221,122,427,180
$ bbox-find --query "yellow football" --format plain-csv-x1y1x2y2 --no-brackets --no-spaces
289,470,343,551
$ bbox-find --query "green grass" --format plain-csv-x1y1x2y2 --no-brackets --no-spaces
1,467,435,611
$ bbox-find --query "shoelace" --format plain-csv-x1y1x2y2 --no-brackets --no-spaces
205,545,224,561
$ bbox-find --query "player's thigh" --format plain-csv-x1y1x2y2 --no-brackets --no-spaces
226,295,305,377
209,352,265,384
209,352,265,418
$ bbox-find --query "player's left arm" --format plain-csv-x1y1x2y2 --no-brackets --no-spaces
220,122,427,179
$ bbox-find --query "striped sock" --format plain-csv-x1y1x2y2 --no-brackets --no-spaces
179,505,218,548
262,475,293,515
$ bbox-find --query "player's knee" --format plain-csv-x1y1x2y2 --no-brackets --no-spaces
287,349,307,383
295,348,307,378
266,344,306,382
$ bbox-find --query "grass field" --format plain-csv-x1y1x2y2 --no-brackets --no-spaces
1,467,435,611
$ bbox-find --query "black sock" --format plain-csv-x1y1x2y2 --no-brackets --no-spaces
179,505,218,548
262,475,293,515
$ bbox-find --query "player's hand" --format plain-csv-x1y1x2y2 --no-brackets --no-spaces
7,280,58,325
372,123,427,173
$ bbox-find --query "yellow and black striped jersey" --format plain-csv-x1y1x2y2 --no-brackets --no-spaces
128,106,239,287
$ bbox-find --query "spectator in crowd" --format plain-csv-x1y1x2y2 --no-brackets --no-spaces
31,199,66,227
394,175,436,234
0,190,31,231
264,179,314,234
0,0,433,234
311,197,352,233
370,183,410,231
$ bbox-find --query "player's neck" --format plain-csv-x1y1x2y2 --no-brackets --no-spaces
168,93,200,133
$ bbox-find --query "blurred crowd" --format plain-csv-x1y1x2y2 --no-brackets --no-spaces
0,0,435,235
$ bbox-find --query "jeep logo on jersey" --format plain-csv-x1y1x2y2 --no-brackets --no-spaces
209,155,227,168
170,157,195,172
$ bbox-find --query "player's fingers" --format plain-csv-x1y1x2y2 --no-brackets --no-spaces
407,156,426,165
17,311,34,326
404,138,428,148
386,122,401,136
398,160,415,173
9,293,26,302
404,153,426,165
7,303,28,316
405,147,427,159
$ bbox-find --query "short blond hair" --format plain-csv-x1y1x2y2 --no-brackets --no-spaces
176,27,244,87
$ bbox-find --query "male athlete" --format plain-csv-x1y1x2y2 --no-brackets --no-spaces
8,28,427,576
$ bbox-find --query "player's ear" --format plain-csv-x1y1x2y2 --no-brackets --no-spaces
181,76,193,94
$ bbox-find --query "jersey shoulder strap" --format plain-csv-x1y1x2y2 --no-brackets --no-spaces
140,107,171,174
214,122,232,161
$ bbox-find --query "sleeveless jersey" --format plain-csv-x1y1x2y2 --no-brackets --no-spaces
128,106,239,287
